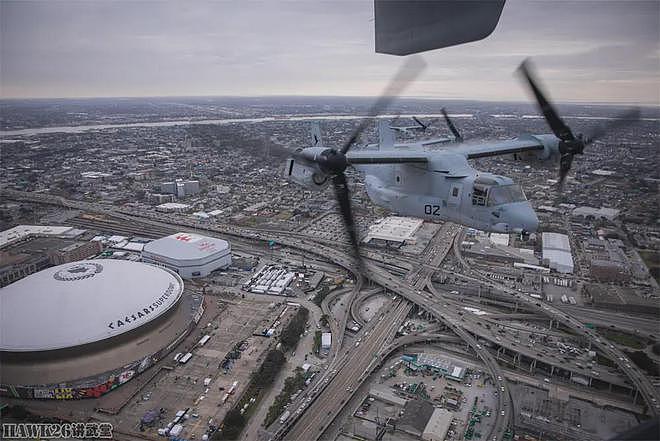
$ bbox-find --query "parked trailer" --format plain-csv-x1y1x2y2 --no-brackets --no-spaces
279,410,291,424
198,334,211,346
179,352,193,364
571,375,590,386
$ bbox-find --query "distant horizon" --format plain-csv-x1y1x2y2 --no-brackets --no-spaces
1,1,658,104
1,94,658,108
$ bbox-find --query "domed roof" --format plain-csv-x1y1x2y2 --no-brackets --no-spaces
0,259,184,352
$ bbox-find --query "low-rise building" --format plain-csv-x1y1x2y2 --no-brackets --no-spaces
49,241,103,265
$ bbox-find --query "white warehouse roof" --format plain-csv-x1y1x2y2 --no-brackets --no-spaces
422,408,453,441
364,216,423,243
143,232,230,261
542,232,574,274
0,260,183,352
542,232,570,251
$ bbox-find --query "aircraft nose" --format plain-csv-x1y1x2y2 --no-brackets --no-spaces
517,203,539,232
505,202,539,233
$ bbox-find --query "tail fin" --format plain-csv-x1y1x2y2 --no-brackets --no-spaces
310,122,323,147
378,119,395,149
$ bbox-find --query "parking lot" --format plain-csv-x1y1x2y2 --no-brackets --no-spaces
109,297,282,440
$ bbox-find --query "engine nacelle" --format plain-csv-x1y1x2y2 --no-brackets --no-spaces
510,134,560,165
529,134,560,160
284,157,330,191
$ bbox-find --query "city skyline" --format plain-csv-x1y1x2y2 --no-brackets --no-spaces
1,0,659,104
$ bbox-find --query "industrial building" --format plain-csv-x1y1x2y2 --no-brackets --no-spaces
402,353,467,381
0,259,202,400
462,239,538,266
422,408,453,441
542,232,574,274
142,232,231,278
244,265,295,295
363,216,423,246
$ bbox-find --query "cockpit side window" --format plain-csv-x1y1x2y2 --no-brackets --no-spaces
472,183,487,206
472,176,497,206
487,184,526,206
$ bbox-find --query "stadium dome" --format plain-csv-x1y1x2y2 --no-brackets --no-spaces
0,259,184,352
0,259,202,400
142,232,231,278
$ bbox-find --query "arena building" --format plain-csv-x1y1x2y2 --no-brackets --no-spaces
142,232,231,278
0,259,204,400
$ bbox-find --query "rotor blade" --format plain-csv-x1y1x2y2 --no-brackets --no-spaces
517,59,575,142
558,153,574,191
332,173,363,271
340,56,426,154
412,116,428,130
584,108,641,145
441,108,462,141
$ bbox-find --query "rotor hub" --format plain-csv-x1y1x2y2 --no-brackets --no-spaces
559,136,585,156
318,149,348,175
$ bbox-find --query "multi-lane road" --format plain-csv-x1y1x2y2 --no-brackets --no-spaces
452,229,660,415
282,299,411,440
5,188,658,438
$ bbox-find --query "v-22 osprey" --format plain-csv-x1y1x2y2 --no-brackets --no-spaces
284,59,638,239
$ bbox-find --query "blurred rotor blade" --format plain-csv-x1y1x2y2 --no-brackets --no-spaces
332,173,363,271
412,116,428,130
441,108,463,141
517,59,575,142
340,56,427,154
584,108,641,145
558,153,574,191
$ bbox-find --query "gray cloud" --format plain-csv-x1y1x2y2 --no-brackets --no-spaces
1,0,658,103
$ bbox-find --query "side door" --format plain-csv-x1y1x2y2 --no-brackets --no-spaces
448,183,463,208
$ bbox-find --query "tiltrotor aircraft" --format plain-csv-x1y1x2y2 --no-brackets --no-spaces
285,57,639,261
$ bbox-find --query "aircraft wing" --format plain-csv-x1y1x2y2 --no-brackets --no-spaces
419,137,453,146
375,0,506,55
347,150,428,164
455,138,545,159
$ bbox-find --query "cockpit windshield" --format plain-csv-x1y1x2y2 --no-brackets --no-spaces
487,184,527,206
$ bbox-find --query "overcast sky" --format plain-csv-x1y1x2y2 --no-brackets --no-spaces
1,0,658,103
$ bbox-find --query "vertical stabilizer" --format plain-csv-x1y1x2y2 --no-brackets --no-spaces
378,119,395,149
310,122,324,147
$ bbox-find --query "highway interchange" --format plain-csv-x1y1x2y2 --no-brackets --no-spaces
4,188,659,441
